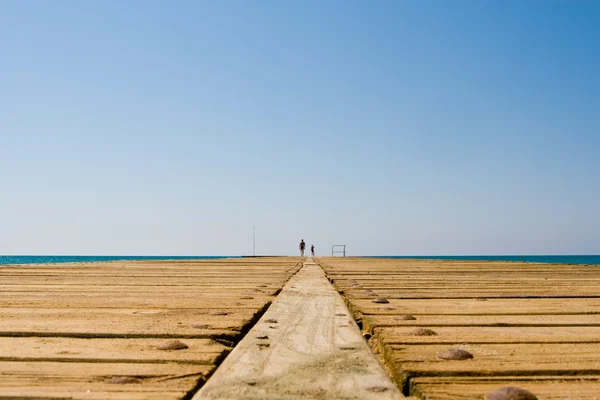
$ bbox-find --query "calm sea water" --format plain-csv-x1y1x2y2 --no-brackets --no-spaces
1,255,599,266
0,255,235,265
373,255,600,265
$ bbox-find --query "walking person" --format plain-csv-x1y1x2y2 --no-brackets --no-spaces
311,244,315,257
299,239,306,256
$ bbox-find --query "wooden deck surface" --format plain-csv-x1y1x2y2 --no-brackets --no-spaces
317,257,600,399
0,257,302,399
4,256,600,399
195,259,405,400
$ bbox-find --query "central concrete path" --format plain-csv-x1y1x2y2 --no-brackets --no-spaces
194,259,405,399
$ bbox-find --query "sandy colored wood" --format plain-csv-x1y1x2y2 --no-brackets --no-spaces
0,361,212,400
0,285,281,292
0,277,294,286
317,257,600,399
0,293,276,309
0,307,260,337
0,257,302,399
350,298,600,315
341,288,600,298
0,337,227,363
363,314,600,331
411,376,600,400
376,326,600,344
384,342,600,374
195,259,406,399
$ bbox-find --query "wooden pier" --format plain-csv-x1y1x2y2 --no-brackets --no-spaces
193,259,404,399
2,256,600,399
0,257,302,399
318,257,600,399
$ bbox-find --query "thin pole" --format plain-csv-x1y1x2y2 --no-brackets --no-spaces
253,226,256,257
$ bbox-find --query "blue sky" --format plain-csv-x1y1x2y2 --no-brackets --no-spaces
1,1,598,256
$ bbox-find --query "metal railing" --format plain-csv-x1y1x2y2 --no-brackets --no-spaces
331,245,346,257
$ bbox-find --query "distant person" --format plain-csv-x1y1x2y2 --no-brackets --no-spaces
299,239,306,256
311,245,315,256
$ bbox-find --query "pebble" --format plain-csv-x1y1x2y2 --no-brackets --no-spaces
485,386,538,400
372,297,390,304
409,328,437,336
396,315,417,320
367,386,388,392
155,340,189,350
437,348,473,360
256,335,269,339
106,376,142,384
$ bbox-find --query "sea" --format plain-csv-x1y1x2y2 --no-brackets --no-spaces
371,255,600,265
0,255,234,265
1,255,599,266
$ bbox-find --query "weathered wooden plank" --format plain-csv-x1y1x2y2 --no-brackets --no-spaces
0,337,227,363
0,361,211,400
410,376,600,400
347,293,600,299
0,307,259,337
194,260,406,399
1,264,300,275
0,276,296,285
0,294,275,309
318,257,600,399
376,326,600,344
0,257,303,399
363,314,600,332
383,342,600,378
0,285,281,291
334,280,600,287
351,298,600,315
